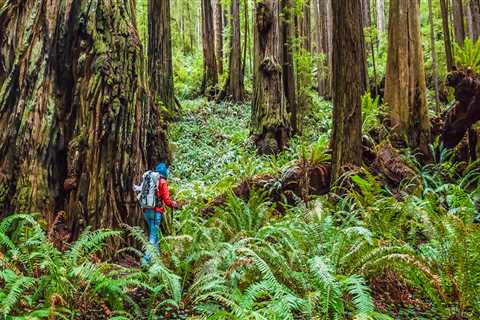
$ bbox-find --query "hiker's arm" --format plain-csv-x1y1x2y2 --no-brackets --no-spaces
159,180,178,209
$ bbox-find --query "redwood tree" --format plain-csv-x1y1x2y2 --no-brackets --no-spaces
452,0,466,45
384,0,431,155
331,0,366,182
223,0,245,101
251,0,290,154
440,0,454,70
0,0,168,235
470,0,480,41
282,0,299,133
314,0,332,98
148,0,176,113
201,0,219,95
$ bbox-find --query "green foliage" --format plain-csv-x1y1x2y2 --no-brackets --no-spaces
454,38,480,73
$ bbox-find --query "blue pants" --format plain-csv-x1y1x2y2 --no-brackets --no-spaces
143,209,162,264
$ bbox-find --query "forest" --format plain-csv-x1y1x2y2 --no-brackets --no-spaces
0,0,480,319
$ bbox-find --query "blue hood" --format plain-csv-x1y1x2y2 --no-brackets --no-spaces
155,162,168,179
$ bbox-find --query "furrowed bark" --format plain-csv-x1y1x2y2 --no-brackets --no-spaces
148,0,177,114
251,0,290,155
201,0,219,96
0,0,168,236
331,0,366,183
222,0,245,102
384,0,431,156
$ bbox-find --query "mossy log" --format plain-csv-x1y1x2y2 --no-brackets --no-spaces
0,0,168,236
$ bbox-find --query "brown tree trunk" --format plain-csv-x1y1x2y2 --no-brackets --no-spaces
0,0,168,234
300,0,312,52
376,0,386,33
282,0,299,133
452,0,466,45
470,0,480,41
222,0,244,101
201,0,219,96
428,0,441,113
361,0,371,28
385,0,431,156
441,0,455,70
214,0,224,75
331,0,366,183
149,0,176,113
252,0,290,155
315,0,332,98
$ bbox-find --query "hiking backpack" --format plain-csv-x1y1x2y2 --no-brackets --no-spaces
137,171,161,209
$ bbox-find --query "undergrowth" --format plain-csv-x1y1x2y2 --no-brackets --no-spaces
1,98,479,319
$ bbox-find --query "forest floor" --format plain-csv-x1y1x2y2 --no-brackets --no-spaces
2,97,479,319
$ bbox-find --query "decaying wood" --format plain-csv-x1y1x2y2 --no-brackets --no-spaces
0,0,168,237
202,140,419,215
441,70,480,151
202,162,331,216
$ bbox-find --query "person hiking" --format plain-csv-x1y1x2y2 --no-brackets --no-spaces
133,162,179,265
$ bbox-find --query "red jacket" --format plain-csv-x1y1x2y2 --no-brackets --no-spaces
155,178,175,213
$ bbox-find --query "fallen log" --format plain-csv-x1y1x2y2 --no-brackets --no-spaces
201,162,331,216
201,141,419,215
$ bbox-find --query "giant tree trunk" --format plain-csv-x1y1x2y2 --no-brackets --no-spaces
252,0,290,155
452,0,466,45
0,0,168,234
201,0,218,96
282,0,299,133
149,0,176,113
223,0,245,101
384,0,431,156
470,0,480,41
441,0,455,70
331,0,366,183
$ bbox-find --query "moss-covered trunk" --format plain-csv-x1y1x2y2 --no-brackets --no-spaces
251,0,290,155
0,0,168,235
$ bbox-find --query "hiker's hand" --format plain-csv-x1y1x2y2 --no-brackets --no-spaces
173,200,186,209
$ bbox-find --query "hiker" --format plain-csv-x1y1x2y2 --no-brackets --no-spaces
133,162,179,264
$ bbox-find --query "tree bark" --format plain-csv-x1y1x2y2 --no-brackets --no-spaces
214,0,224,75
0,0,168,234
149,0,176,113
252,0,290,155
282,0,299,133
376,0,386,33
440,0,455,70
300,0,312,52
452,0,466,45
384,0,431,156
315,0,332,98
201,0,219,96
361,0,371,28
470,0,480,41
223,0,244,101
331,0,366,182
428,0,441,113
